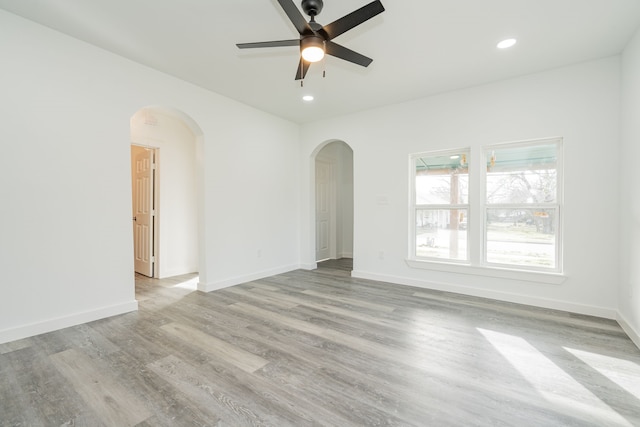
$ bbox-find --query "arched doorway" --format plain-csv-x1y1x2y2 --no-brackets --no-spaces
130,107,204,281
313,140,354,268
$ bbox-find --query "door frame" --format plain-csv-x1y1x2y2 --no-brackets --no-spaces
311,140,354,267
131,106,206,286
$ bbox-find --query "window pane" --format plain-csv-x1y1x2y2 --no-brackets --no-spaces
486,144,557,204
486,208,556,268
416,153,468,205
416,209,468,260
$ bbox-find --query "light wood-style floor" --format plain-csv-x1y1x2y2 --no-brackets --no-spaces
2,259,640,426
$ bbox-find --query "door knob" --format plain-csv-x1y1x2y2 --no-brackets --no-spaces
132,216,137,221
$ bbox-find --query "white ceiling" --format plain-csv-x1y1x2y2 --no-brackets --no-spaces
2,0,640,124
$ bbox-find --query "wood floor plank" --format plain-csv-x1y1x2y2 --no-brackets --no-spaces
247,285,397,322
0,337,32,355
228,301,448,374
224,285,300,309
1,347,105,426
301,288,396,312
160,322,269,373
248,281,282,292
413,290,624,333
0,350,52,427
49,348,153,426
98,349,222,426
147,354,309,426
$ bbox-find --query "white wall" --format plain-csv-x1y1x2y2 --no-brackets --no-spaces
620,28,640,347
301,57,621,318
0,10,300,344
338,144,354,259
131,108,198,278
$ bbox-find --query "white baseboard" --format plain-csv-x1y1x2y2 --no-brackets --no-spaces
0,300,138,345
299,262,317,271
198,264,300,292
351,270,617,320
616,312,640,351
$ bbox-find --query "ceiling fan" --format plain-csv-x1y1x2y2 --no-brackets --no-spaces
236,0,385,80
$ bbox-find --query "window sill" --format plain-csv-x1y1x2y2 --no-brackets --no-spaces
405,259,566,285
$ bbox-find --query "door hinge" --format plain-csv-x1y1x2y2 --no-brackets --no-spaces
151,256,155,263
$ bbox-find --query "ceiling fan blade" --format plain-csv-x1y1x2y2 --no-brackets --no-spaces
325,41,373,67
277,0,313,35
322,0,385,40
295,59,311,80
236,39,300,49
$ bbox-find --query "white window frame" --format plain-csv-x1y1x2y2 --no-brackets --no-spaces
480,138,563,273
410,148,471,264
408,138,564,278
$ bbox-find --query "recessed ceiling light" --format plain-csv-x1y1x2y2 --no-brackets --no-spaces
497,38,517,49
302,95,314,102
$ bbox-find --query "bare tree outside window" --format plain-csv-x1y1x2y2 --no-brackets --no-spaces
484,141,561,270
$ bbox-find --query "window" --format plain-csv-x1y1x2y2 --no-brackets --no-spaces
410,138,563,274
411,149,470,262
483,139,562,271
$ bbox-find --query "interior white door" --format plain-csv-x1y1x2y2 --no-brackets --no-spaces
133,148,155,277
316,160,332,261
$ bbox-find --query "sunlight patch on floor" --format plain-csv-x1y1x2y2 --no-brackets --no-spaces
478,328,634,427
171,276,199,291
564,347,640,400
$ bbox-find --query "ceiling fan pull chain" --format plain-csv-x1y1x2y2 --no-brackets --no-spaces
323,41,326,78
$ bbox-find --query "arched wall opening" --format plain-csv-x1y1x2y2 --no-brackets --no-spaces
311,140,354,267
130,106,206,282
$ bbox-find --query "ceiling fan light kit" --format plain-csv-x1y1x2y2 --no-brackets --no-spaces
301,35,325,62
236,0,385,80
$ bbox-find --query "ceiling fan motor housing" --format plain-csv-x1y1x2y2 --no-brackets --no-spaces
301,0,323,17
